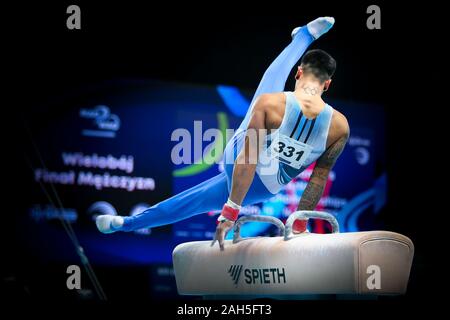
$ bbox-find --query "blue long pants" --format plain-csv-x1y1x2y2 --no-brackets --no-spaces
122,27,314,231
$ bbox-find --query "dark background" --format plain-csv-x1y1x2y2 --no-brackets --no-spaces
3,0,444,314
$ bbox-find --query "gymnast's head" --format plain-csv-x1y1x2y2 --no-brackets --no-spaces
295,49,336,93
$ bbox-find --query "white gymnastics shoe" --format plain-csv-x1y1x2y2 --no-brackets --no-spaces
96,215,124,234
292,16,335,39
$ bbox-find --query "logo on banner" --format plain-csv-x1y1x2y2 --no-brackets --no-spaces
80,105,121,138
355,147,370,165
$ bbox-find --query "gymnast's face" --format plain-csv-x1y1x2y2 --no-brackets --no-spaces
295,66,332,93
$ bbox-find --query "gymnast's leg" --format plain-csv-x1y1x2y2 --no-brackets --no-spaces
237,16,335,131
96,172,229,233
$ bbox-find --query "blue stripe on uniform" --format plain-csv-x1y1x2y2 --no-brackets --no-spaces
303,118,317,143
289,112,303,138
297,119,310,141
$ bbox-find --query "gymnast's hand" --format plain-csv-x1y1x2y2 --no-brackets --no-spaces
211,201,240,250
211,219,234,251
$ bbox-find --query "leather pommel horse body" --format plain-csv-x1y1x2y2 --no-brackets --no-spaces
173,211,414,298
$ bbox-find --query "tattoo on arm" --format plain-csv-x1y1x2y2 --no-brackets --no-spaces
315,135,348,169
298,177,327,210
298,135,348,211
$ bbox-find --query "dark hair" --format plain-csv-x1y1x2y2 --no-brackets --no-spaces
300,49,336,82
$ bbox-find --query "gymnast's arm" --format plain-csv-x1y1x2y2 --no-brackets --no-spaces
211,96,270,250
297,115,349,211
228,96,269,205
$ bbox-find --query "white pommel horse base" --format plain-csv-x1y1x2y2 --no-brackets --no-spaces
172,211,414,299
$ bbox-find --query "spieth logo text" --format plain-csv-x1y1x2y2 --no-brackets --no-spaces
228,265,287,285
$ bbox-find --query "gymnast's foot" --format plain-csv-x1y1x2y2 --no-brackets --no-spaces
291,16,335,39
96,215,124,234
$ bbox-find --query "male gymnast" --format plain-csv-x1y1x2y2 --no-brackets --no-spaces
96,16,349,251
